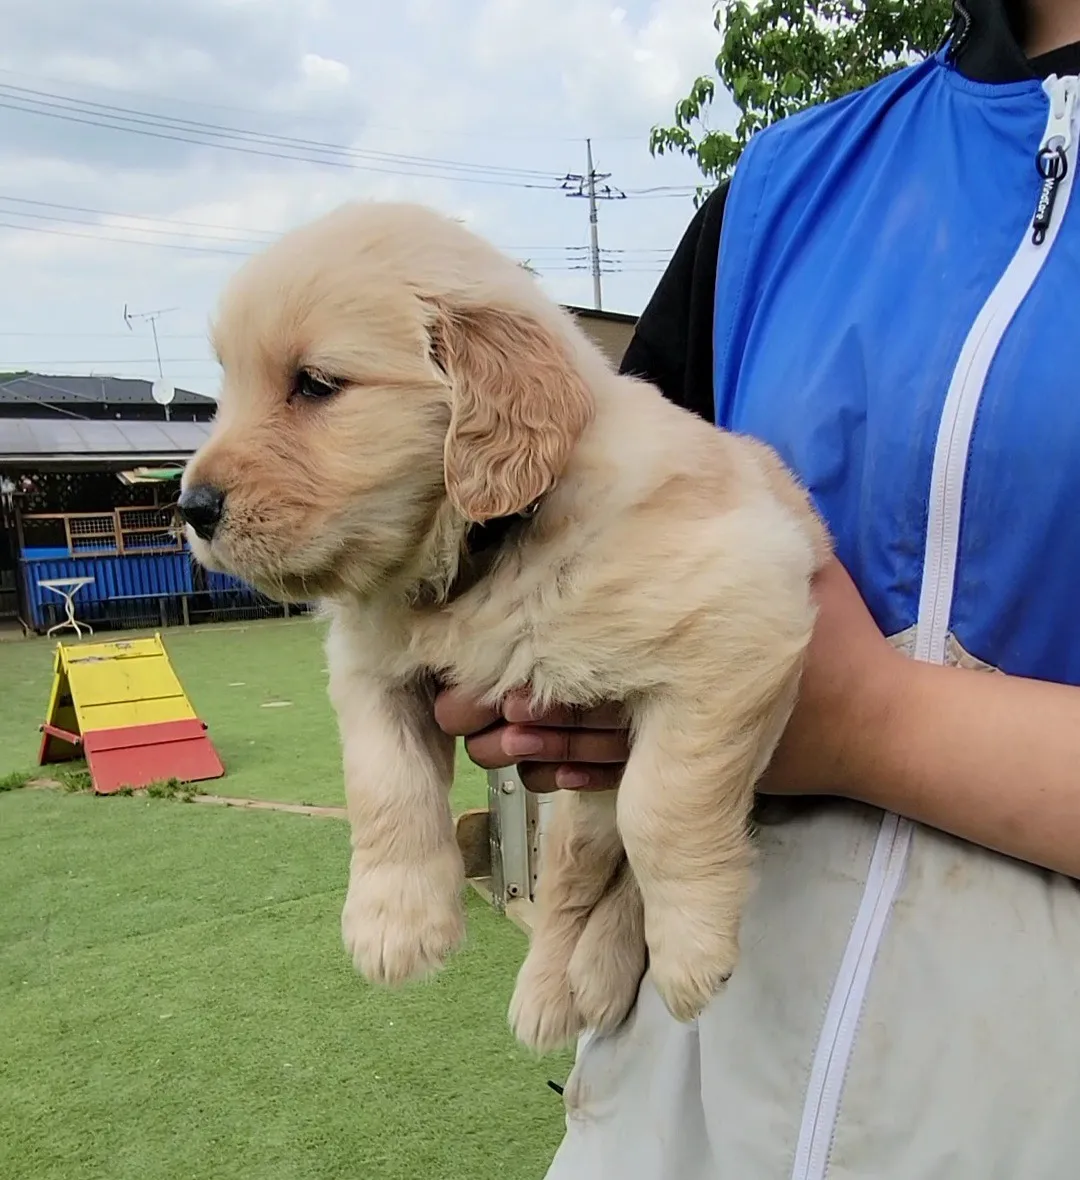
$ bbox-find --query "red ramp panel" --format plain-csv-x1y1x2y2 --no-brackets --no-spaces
83,719,225,795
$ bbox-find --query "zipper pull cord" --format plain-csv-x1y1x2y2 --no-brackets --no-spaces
1032,75,1078,245
1033,145,1069,245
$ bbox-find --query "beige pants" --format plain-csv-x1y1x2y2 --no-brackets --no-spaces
545,797,1080,1179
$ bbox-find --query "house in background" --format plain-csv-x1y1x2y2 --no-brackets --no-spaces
0,375,274,633
0,373,217,422
565,306,636,368
0,304,638,634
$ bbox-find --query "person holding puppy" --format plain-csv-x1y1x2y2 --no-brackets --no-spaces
435,0,1080,1175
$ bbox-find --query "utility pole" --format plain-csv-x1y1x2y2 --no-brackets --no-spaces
585,139,602,311
124,304,178,420
561,139,625,311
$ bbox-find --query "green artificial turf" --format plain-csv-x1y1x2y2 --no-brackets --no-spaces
0,789,572,1180
0,619,490,812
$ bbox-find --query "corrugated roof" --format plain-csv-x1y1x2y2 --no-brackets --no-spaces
0,374,215,408
0,417,211,462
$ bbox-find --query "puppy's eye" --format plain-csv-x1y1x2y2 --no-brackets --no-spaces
291,368,343,401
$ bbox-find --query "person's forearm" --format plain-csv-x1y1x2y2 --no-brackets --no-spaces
843,662,1080,878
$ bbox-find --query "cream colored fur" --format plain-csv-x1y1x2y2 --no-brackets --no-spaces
183,201,831,1052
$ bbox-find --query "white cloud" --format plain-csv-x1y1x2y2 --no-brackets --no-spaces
300,53,351,89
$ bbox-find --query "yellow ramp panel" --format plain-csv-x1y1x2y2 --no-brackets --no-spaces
60,634,196,734
74,696,197,732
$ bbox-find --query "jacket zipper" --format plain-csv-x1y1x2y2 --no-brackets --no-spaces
791,74,1080,1180
916,72,1078,665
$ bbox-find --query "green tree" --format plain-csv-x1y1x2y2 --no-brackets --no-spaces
651,0,952,191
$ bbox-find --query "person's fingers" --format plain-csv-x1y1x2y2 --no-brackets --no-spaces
435,684,628,735
519,762,625,793
500,725,630,764
463,726,517,770
464,724,630,771
501,696,627,730
433,684,504,737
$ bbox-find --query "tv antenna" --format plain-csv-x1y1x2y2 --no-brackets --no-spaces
124,304,179,420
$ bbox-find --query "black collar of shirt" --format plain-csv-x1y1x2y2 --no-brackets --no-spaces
952,0,1080,81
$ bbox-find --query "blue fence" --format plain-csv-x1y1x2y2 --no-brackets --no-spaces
19,548,279,630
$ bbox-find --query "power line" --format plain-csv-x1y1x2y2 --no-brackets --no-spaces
0,195,278,243
0,83,699,200
0,101,541,190
0,358,218,365
0,218,584,269
0,83,561,179
621,185,700,196
0,197,677,256
620,190,701,201
0,216,252,256
0,65,648,144
0,331,210,339
0,197,678,256
0,84,569,190
0,211,673,277
0,204,262,249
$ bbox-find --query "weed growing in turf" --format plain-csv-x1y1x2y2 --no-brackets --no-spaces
146,778,197,803
58,767,93,793
47,771,199,802
0,769,34,792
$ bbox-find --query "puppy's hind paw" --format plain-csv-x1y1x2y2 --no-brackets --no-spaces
646,906,739,1023
567,869,646,1036
509,949,583,1053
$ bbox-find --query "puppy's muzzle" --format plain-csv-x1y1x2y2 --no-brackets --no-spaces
178,484,225,542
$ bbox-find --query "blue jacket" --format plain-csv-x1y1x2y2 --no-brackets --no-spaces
714,50,1080,683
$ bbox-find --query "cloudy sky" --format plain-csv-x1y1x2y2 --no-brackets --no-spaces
0,0,732,399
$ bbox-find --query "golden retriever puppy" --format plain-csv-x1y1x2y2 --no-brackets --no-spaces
180,201,830,1052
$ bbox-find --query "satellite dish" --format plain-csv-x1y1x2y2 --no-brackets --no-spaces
151,378,176,407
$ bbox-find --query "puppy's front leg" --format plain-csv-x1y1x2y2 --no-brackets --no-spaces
328,649,464,986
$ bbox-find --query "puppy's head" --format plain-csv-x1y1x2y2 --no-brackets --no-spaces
181,202,595,600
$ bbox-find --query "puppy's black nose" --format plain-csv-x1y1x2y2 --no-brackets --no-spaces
178,485,225,542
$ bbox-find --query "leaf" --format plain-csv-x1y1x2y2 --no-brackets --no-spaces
781,71,805,96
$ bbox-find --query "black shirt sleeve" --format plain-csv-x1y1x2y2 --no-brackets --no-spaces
617,181,728,424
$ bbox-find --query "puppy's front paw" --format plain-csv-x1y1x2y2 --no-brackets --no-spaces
568,876,646,1036
341,856,465,986
509,943,583,1053
646,905,739,1023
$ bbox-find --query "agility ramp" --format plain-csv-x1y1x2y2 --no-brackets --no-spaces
39,634,225,795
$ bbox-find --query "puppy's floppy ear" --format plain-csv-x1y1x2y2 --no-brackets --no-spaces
427,300,594,523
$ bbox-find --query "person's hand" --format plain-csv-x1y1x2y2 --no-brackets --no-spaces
434,557,912,800
432,688,629,793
